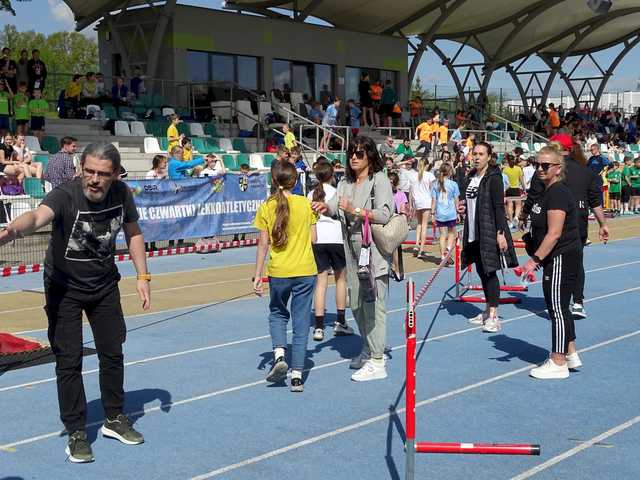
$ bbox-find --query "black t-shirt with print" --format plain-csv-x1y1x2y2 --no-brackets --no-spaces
41,177,139,294
529,182,579,263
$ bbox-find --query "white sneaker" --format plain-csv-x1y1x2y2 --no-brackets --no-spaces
468,313,487,325
571,303,587,319
334,322,354,336
351,360,387,382
530,358,569,379
313,328,324,341
482,316,501,333
349,351,370,369
566,352,582,370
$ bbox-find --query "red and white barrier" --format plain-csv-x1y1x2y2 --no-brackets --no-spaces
0,238,259,279
404,275,540,479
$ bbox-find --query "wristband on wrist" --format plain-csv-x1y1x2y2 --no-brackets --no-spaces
137,273,151,282
531,254,542,264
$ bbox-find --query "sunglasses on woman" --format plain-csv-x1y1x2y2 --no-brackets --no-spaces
537,162,560,172
350,150,366,160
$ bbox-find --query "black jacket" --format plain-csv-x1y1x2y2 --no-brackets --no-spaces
461,166,518,273
523,156,601,240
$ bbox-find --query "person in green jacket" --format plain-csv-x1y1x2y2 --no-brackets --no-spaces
395,138,414,160
13,81,30,135
0,79,13,137
630,157,640,214
621,156,633,215
28,88,48,142
606,162,622,214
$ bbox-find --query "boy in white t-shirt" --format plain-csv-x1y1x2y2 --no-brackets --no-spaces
199,154,226,177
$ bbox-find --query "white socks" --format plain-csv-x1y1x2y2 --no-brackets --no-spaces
274,347,285,360
291,369,302,380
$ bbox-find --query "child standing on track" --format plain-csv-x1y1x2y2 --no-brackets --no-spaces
606,162,622,214
308,160,352,341
253,161,318,392
431,163,459,264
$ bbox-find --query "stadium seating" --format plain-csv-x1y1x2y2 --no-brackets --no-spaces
158,137,169,151
262,153,275,168
222,154,239,170
289,92,304,114
190,123,206,137
23,178,46,199
236,153,250,168
235,100,258,133
33,154,49,173
41,136,59,154
211,101,233,123
162,107,176,117
130,121,151,137
103,105,118,120
232,138,248,153
115,121,132,136
249,153,265,169
144,137,164,154
25,136,44,153
218,138,236,152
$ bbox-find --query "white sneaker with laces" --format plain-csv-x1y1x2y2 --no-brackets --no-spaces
482,316,501,333
313,328,324,341
349,351,370,369
468,313,487,325
566,352,582,369
571,303,587,319
530,358,569,379
351,360,387,382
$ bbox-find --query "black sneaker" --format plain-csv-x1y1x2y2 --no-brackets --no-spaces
290,377,304,393
266,356,288,383
65,430,94,463
101,414,144,445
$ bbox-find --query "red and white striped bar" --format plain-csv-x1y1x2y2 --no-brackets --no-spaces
1,263,41,277
456,295,521,304
466,284,528,292
416,442,540,455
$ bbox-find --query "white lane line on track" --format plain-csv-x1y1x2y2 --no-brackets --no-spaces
186,330,640,479
510,415,640,480
1,300,639,453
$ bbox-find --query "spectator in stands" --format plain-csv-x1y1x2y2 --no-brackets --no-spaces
587,143,610,177
130,67,145,99
181,137,193,161
320,97,340,152
357,74,372,128
29,88,48,142
80,72,98,107
16,49,28,87
379,136,395,157
167,145,204,180
440,150,452,164
0,133,27,183
331,159,345,183
13,134,43,179
111,76,129,113
439,119,450,153
283,123,296,150
347,99,361,138
308,101,323,125
380,80,396,128
395,138,414,159
0,78,12,137
167,114,184,152
485,115,499,131
415,117,435,158
65,74,83,118
95,72,107,98
0,47,17,93
450,122,464,152
145,154,168,179
548,103,561,134
199,154,226,178
409,96,423,126
13,81,30,135
289,145,307,195
43,136,78,188
369,81,382,127
27,49,47,93
607,161,622,214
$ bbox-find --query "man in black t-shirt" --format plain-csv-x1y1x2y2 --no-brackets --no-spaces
0,143,151,463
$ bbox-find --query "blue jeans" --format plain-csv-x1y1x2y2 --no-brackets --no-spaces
268,276,316,371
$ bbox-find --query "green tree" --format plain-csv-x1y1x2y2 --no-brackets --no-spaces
0,24,98,102
411,75,426,100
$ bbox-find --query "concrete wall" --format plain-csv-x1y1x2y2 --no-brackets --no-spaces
98,5,408,107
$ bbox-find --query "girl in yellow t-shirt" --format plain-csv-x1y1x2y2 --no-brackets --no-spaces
253,161,318,392
502,154,525,229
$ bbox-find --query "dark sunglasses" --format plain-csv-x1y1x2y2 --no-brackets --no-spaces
351,150,366,160
537,162,560,172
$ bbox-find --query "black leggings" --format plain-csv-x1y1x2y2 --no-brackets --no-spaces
542,251,578,354
45,283,126,433
468,241,500,307
573,236,586,304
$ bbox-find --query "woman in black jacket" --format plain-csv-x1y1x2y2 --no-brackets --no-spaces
459,142,518,333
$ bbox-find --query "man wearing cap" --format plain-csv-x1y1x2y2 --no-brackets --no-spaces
520,133,609,320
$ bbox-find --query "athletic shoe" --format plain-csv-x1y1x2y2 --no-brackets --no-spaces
290,377,304,393
349,351,370,369
266,356,288,383
351,360,387,382
468,313,487,325
334,322,354,336
65,430,94,463
566,352,583,370
313,328,324,341
101,414,144,445
571,303,587,319
584,239,592,246
482,316,501,333
529,358,569,379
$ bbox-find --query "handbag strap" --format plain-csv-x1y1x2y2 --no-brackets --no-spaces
362,211,372,247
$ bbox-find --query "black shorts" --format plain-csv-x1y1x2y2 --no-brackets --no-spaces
379,104,394,117
313,243,346,273
621,185,632,202
608,191,620,200
506,188,522,198
31,116,45,131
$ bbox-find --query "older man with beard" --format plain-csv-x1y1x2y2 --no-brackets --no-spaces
0,142,150,463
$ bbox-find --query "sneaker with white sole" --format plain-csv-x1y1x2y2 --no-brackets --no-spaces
351,360,387,382
313,328,324,341
349,351,371,369
65,430,94,463
482,316,501,333
529,358,569,379
290,377,304,393
101,414,144,445
266,356,288,383
571,303,587,319
334,322,354,336
468,312,487,325
566,352,582,370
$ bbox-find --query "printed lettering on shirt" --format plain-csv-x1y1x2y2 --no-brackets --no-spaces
532,203,542,215
466,184,479,199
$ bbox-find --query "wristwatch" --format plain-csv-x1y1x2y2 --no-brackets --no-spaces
354,207,362,217
137,273,152,282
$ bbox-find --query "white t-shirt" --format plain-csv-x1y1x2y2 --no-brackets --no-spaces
465,174,483,243
409,169,436,209
307,183,343,244
145,169,165,179
398,167,412,193
523,165,536,190
200,163,224,177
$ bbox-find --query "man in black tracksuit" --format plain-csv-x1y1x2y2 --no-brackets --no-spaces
520,146,610,319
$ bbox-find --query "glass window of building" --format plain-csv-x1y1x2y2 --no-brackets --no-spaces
315,63,332,104
237,56,259,90
273,59,334,104
211,54,234,84
187,51,209,83
346,66,398,105
273,59,291,91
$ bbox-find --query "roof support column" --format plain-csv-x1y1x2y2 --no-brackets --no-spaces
146,0,177,90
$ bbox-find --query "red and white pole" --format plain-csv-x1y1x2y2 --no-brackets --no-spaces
405,278,416,480
416,442,540,456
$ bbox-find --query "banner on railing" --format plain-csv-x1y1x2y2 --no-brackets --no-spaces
123,173,268,242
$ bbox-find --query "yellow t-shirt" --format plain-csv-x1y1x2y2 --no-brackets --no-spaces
65,82,82,99
167,124,179,151
284,131,296,150
503,165,523,189
438,125,448,143
416,122,435,142
182,145,193,161
254,195,318,278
